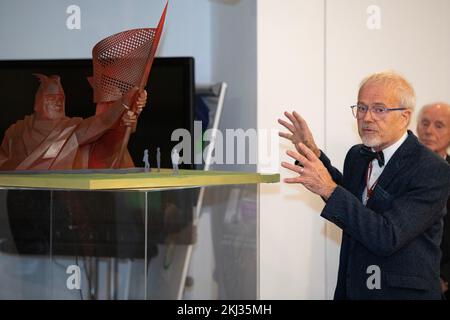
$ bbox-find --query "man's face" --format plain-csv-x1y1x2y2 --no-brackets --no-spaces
357,84,411,151
417,105,450,157
42,94,65,120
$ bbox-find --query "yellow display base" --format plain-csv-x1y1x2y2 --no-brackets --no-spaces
0,169,280,190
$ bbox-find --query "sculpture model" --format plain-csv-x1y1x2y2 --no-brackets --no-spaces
0,2,168,171
0,74,146,171
171,148,179,175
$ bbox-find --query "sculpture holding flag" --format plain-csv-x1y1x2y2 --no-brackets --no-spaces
0,3,168,171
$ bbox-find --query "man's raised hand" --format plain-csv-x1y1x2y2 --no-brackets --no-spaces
278,111,320,158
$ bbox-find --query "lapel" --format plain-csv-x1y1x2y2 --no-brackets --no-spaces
366,131,418,207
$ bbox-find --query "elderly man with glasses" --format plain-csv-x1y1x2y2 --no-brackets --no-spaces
279,71,450,300
417,102,450,299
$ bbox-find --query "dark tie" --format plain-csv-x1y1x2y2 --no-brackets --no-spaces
360,146,385,167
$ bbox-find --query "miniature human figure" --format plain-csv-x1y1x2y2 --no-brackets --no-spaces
157,147,161,173
143,149,150,172
0,74,146,170
171,148,180,175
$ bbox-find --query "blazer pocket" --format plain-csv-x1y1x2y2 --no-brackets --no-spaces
370,186,393,211
385,274,430,291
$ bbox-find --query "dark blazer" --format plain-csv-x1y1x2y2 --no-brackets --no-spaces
441,155,450,299
320,131,450,300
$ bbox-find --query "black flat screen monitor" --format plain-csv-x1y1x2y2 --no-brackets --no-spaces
0,57,195,169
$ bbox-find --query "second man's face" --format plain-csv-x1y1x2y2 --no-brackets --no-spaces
417,105,450,157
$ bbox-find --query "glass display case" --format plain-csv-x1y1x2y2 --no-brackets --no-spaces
0,171,278,300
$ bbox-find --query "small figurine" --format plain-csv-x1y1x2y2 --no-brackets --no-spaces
156,147,161,173
143,149,151,172
171,148,180,175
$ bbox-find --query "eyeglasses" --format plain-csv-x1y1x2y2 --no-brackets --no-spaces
350,104,407,120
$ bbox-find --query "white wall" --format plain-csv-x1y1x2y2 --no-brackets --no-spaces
0,0,212,83
258,0,327,299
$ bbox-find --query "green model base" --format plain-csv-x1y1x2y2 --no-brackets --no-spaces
0,169,280,190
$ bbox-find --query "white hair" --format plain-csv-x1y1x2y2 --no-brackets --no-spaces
418,102,450,119
359,70,416,111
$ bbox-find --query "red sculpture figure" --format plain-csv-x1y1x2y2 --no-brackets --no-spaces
0,74,146,170
90,2,167,169
0,2,168,171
